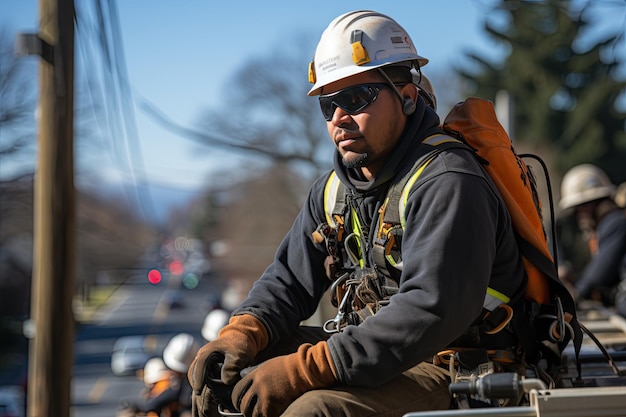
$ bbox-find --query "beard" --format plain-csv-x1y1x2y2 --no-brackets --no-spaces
342,152,369,168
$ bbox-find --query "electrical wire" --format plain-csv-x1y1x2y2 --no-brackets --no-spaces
74,0,156,223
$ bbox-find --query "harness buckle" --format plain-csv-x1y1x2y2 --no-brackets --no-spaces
483,304,514,335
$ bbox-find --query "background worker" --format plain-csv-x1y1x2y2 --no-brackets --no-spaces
559,164,626,314
117,355,183,417
615,182,626,209
188,10,527,417
141,357,176,417
162,333,200,417
201,308,230,343
117,357,174,417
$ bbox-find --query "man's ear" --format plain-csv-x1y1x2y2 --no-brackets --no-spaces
401,83,419,101
400,84,419,116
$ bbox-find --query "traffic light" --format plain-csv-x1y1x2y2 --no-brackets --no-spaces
147,269,162,285
168,260,184,275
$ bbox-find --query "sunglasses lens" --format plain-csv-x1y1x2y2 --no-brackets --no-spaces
319,84,379,121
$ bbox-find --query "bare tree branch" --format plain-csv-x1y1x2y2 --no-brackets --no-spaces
139,34,332,177
0,27,37,162
139,98,320,165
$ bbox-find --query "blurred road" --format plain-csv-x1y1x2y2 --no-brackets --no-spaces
71,274,217,417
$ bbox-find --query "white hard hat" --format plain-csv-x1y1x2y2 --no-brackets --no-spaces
559,164,616,210
163,333,199,373
202,309,230,342
143,357,168,385
308,10,428,96
615,182,626,208
413,70,436,111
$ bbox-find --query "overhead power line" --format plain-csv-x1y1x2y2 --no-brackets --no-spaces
75,0,156,223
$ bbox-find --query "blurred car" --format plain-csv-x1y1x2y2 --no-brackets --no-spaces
111,336,151,377
0,386,25,417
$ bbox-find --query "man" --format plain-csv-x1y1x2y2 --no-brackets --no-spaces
117,358,178,417
117,334,199,417
559,164,626,313
189,10,526,417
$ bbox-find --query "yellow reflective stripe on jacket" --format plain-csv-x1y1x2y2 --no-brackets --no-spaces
399,158,436,230
324,171,342,228
349,206,366,268
399,135,462,229
484,287,511,311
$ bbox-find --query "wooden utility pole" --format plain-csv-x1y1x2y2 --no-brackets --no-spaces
26,0,76,415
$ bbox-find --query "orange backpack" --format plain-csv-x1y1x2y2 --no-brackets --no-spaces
444,98,559,306
440,98,582,364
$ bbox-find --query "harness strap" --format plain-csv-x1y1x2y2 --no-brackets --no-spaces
398,135,466,228
324,171,345,228
373,135,471,277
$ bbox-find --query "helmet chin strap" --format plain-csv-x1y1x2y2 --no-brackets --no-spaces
377,68,416,115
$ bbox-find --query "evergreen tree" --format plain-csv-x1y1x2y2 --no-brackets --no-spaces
457,0,626,180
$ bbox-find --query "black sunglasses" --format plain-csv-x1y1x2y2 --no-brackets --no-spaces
319,83,390,121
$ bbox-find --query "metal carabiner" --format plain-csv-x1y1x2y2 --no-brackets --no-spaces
329,272,350,307
548,297,566,342
218,404,244,417
323,317,342,333
344,232,366,268
324,286,352,333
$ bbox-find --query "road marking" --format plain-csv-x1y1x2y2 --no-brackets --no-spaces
88,377,108,403
154,300,170,322
150,273,181,323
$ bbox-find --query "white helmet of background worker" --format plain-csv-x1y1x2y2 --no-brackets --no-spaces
559,164,616,211
201,309,230,342
308,10,428,99
162,333,199,373
143,357,169,385
413,69,436,111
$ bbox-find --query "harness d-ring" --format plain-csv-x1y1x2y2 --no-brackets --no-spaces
344,232,366,268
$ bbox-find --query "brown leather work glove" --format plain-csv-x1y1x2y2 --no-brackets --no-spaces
191,385,218,417
188,314,269,393
231,341,338,417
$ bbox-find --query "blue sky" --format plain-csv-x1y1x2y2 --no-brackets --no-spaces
2,1,624,196
1,1,497,190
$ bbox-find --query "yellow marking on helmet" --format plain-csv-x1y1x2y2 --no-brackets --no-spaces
308,61,316,84
350,30,370,66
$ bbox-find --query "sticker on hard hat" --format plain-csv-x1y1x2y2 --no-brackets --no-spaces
319,56,339,72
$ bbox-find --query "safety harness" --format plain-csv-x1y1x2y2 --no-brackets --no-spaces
313,134,581,388
316,135,514,331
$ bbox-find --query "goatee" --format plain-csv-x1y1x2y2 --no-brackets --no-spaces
342,153,368,168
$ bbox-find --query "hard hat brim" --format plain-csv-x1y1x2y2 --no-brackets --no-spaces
559,185,616,210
